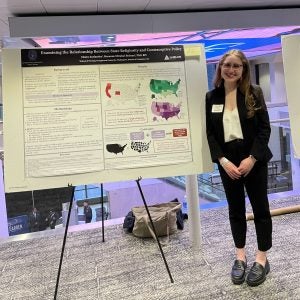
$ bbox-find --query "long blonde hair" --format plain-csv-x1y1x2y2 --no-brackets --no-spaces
213,49,257,118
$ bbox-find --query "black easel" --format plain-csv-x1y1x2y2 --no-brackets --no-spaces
53,179,173,298
54,184,106,299
101,183,105,242
136,177,174,283
54,184,75,300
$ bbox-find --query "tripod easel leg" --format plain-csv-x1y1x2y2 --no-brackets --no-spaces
54,185,75,300
136,177,174,283
101,183,105,242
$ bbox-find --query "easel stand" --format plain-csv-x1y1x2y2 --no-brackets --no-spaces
54,183,106,299
54,184,75,300
101,183,105,242
136,177,174,283
53,179,173,298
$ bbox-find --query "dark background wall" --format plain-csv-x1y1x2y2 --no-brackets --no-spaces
5,187,74,229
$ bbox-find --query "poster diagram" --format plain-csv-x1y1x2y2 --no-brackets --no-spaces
100,62,192,169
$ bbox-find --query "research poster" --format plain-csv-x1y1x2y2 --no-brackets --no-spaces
281,35,300,158
3,45,212,192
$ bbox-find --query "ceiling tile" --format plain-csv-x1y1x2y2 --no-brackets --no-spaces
146,0,198,10
45,6,98,14
42,0,98,4
41,0,98,12
0,13,10,24
0,6,12,19
0,2,8,10
98,0,149,12
7,0,46,14
0,20,9,36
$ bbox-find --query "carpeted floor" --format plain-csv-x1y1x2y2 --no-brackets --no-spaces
1,196,300,300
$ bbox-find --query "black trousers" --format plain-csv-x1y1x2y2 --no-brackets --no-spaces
218,139,272,252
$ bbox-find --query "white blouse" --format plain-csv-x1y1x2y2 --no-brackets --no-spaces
223,107,244,142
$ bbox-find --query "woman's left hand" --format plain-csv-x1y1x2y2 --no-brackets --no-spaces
237,156,256,177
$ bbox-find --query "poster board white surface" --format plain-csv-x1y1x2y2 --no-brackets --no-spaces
281,35,300,158
3,45,212,192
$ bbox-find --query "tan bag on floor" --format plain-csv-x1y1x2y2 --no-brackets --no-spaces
132,201,182,240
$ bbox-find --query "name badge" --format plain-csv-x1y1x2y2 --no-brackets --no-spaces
212,104,224,113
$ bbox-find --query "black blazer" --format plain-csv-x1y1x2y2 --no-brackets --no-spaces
205,84,273,163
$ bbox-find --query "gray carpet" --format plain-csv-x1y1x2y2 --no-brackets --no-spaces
1,196,300,300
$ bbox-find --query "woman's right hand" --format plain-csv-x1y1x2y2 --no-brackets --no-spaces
220,157,242,180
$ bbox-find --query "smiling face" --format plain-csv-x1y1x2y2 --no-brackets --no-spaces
220,54,244,86
213,49,251,91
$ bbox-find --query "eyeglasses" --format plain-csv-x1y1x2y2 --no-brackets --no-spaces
221,63,243,70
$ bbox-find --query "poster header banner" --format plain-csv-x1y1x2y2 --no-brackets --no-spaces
21,45,185,67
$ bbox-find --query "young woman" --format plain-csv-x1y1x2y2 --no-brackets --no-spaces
205,49,273,287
